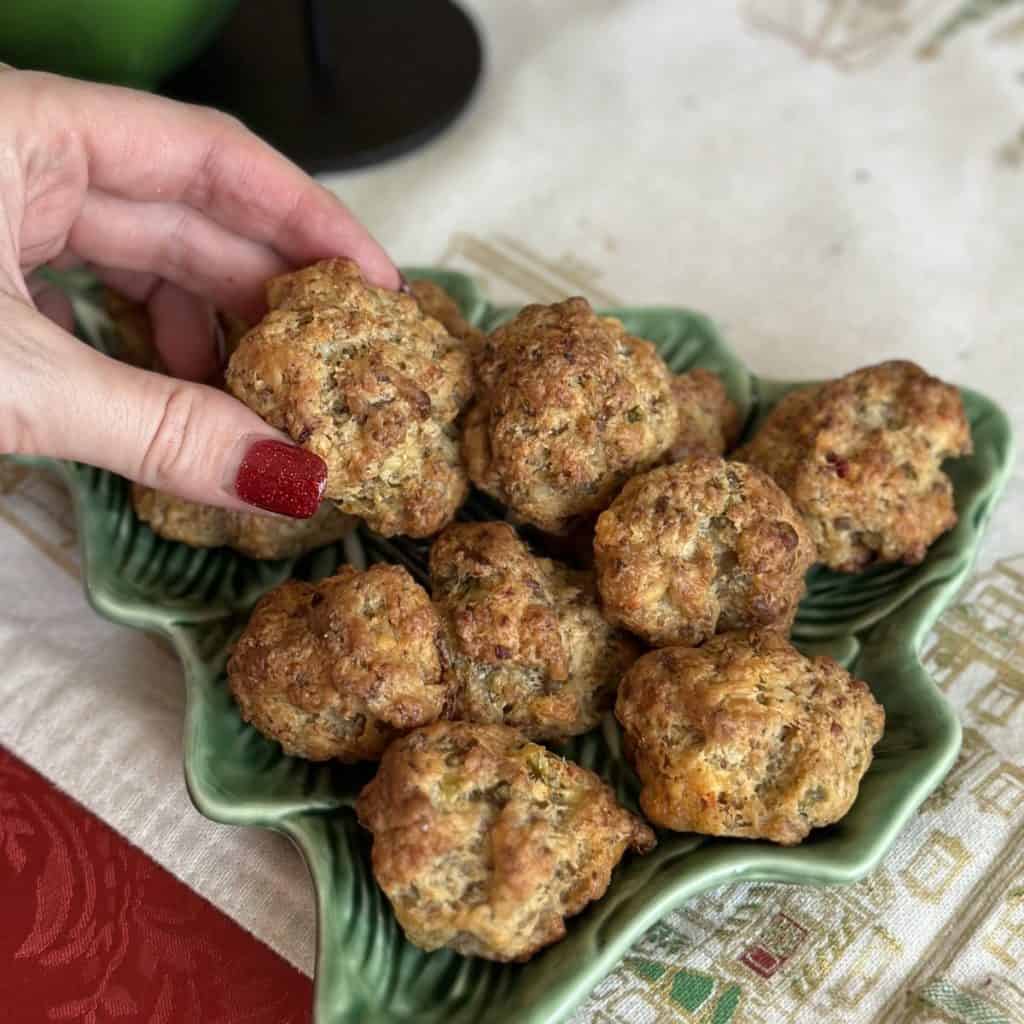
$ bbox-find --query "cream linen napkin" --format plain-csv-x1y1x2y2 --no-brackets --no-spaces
2,3,1023,1022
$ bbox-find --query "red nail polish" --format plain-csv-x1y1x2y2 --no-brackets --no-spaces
235,440,327,519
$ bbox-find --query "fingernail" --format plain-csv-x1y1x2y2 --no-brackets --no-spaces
234,439,327,518
398,274,415,297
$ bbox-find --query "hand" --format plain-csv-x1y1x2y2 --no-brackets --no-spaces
0,70,400,517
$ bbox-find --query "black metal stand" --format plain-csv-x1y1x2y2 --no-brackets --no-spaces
161,0,483,173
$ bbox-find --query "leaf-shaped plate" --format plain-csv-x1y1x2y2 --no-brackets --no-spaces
25,269,1014,1024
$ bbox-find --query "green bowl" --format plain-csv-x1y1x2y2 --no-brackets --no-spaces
23,269,1015,1023
0,0,239,89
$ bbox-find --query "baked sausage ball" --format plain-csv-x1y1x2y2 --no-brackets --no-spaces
429,522,638,740
666,368,741,462
736,360,972,571
228,565,449,762
409,278,484,349
356,721,655,961
133,484,354,560
615,631,885,845
594,457,815,647
463,298,679,534
103,288,162,371
226,259,475,538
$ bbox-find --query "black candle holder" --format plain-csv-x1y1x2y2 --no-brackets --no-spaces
162,0,483,173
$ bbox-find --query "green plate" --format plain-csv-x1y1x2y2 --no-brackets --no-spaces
25,270,1014,1024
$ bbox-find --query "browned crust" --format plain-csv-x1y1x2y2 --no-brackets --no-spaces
735,360,972,571
226,259,475,538
429,522,638,740
615,630,885,845
666,368,741,461
356,721,655,960
132,484,354,559
409,278,485,349
594,457,815,647
227,565,449,761
463,298,679,534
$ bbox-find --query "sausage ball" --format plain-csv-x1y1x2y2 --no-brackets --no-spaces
666,368,741,462
429,522,638,741
594,457,815,647
133,484,354,560
409,278,484,349
356,721,655,960
736,360,972,571
226,259,475,538
615,630,885,845
103,288,163,371
228,565,450,762
463,298,679,534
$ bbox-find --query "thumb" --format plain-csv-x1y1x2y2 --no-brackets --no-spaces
1,297,326,518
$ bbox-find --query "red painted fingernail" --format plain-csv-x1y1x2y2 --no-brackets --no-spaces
234,440,327,519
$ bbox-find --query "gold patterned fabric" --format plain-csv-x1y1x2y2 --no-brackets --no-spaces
575,563,1024,1024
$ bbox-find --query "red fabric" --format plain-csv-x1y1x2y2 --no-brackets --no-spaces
0,746,313,1024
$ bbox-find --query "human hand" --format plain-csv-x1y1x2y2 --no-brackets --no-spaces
0,70,399,517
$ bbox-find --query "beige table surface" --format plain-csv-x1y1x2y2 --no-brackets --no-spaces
2,3,1024,1022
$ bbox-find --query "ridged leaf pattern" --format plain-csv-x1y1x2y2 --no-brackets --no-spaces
39,271,1014,1023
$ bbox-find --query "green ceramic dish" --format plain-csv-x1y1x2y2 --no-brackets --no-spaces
26,270,1014,1024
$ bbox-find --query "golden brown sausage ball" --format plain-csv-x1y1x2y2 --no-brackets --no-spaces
736,360,972,571
132,484,354,560
226,259,475,538
355,721,655,960
615,630,885,845
429,522,638,741
666,368,741,462
103,288,163,371
463,298,679,534
409,278,484,349
594,457,815,647
228,565,450,762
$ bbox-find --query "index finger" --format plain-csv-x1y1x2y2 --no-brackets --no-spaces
13,72,399,288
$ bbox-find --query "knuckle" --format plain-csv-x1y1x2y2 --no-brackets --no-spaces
183,110,250,211
138,383,204,489
159,207,199,278
280,187,317,237
184,112,283,234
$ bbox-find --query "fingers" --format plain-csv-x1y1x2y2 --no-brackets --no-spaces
86,268,220,383
70,190,290,321
0,293,326,517
147,281,219,383
17,72,399,288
